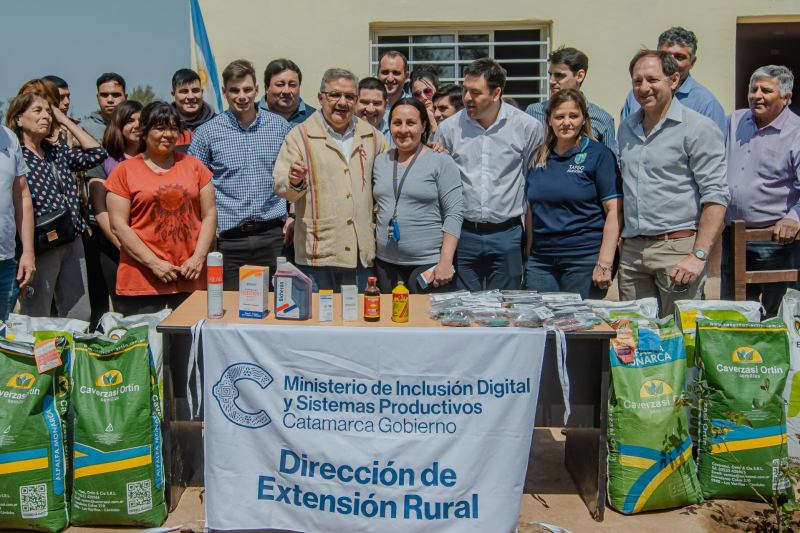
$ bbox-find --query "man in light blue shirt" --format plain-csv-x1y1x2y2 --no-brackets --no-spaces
526,46,617,153
617,50,728,315
621,27,726,133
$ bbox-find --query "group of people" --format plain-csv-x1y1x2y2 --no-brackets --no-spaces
1,24,798,326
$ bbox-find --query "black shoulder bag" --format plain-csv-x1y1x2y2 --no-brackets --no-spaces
33,159,76,254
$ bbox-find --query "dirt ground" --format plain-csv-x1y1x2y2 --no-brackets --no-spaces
65,427,790,533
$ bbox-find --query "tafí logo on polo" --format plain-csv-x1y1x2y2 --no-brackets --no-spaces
213,363,274,428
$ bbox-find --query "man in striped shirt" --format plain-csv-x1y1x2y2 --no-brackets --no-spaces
526,46,617,153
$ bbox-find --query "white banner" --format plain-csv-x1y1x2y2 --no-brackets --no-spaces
202,324,547,532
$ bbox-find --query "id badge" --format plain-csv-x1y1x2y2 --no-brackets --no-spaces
389,218,401,242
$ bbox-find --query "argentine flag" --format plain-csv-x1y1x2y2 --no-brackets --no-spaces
190,0,223,113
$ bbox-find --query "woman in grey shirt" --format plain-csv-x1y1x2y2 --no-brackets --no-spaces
373,98,463,293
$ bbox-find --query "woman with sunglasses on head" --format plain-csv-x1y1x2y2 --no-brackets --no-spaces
6,87,106,320
87,100,143,311
524,89,622,298
105,101,216,315
410,66,440,133
372,98,463,293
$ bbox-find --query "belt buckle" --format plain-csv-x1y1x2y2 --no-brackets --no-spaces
240,221,258,233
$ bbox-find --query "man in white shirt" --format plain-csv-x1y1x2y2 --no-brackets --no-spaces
433,58,544,290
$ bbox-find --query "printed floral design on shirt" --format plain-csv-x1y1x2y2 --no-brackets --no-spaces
150,183,195,243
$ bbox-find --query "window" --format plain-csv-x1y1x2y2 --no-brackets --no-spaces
370,25,550,108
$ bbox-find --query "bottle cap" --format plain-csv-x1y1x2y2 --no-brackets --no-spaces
368,276,377,283
396,281,405,286
207,251,223,267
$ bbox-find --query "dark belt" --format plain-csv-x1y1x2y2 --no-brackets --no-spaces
219,219,284,239
635,229,696,241
462,218,521,233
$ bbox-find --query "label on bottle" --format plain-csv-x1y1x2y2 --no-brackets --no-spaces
364,295,381,319
392,293,409,322
208,265,224,318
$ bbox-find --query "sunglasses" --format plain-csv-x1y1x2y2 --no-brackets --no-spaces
412,87,435,100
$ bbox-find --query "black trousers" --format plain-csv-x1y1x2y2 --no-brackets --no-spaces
217,225,286,290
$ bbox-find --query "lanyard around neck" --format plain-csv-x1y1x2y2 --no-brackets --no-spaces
391,145,422,219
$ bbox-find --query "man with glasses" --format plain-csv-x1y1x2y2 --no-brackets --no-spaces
189,59,292,289
617,50,728,316
274,68,390,291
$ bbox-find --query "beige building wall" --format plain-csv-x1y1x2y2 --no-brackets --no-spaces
199,0,800,118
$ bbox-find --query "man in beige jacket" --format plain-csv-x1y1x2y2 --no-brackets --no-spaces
274,68,390,291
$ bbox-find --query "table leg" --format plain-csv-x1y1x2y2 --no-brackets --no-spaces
563,338,609,521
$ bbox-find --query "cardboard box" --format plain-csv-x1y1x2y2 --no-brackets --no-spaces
239,265,269,319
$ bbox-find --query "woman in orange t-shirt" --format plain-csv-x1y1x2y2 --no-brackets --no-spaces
105,101,216,316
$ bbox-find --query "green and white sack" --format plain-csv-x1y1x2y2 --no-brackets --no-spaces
0,336,71,532
778,289,800,461
70,325,166,527
695,319,793,501
607,319,703,513
675,300,762,367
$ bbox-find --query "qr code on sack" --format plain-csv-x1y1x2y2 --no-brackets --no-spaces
126,479,152,515
20,483,47,519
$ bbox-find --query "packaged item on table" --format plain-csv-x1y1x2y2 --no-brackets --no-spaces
470,308,519,327
318,290,334,322
440,310,471,327
541,292,583,303
428,297,463,319
364,277,381,322
70,325,166,527
543,316,595,332
695,319,793,501
391,282,409,323
429,290,470,303
207,251,223,319
239,265,269,319
584,298,659,320
607,319,703,514
273,257,312,320
342,285,358,321
0,336,70,532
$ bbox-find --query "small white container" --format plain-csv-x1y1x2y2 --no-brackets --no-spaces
319,290,334,322
342,285,358,321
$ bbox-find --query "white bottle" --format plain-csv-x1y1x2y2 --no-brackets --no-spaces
207,252,224,318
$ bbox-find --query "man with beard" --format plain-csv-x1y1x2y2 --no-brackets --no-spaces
171,69,216,152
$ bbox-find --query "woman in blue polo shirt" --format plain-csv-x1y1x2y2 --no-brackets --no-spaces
525,89,622,298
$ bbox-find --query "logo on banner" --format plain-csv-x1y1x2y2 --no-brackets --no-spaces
213,363,274,428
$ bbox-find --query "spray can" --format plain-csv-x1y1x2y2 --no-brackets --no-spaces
392,281,409,323
207,252,224,318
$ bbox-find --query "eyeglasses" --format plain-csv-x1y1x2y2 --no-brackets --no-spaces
321,91,357,104
412,87,435,100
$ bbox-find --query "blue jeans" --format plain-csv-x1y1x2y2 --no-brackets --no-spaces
721,226,800,316
525,252,605,299
0,258,19,322
456,225,523,291
297,265,375,292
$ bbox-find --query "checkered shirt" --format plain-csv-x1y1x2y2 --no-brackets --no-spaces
189,109,292,232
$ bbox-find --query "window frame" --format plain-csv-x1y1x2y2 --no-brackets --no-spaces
369,23,551,103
